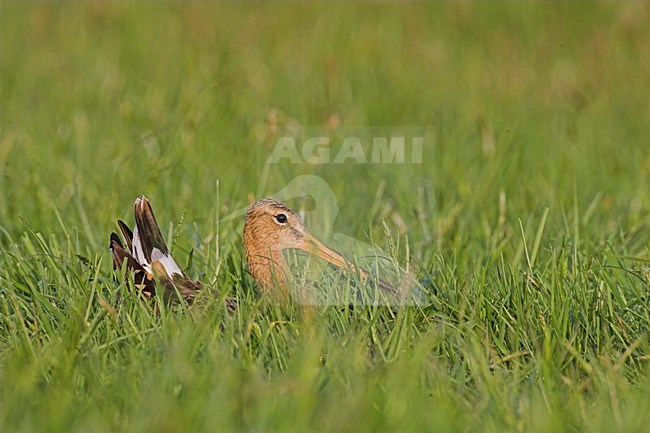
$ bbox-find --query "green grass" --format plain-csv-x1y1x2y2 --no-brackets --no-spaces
1,1,650,432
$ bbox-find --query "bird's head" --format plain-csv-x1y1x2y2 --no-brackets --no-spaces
243,197,357,272
243,198,308,250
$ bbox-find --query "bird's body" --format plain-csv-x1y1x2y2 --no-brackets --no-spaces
110,196,397,304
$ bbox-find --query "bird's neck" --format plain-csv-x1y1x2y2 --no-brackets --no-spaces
246,246,290,293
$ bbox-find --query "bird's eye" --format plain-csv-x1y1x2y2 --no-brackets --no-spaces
274,213,288,224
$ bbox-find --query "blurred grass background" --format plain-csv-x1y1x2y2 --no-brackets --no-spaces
1,1,649,432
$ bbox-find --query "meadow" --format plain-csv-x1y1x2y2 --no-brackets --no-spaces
1,2,649,432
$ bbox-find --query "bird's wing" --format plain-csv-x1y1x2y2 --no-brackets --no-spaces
151,261,202,304
109,231,156,298
110,196,205,306
117,220,134,252
133,196,184,279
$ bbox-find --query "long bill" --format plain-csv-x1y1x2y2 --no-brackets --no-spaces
299,234,399,296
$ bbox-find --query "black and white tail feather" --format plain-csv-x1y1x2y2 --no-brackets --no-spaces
110,196,200,304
